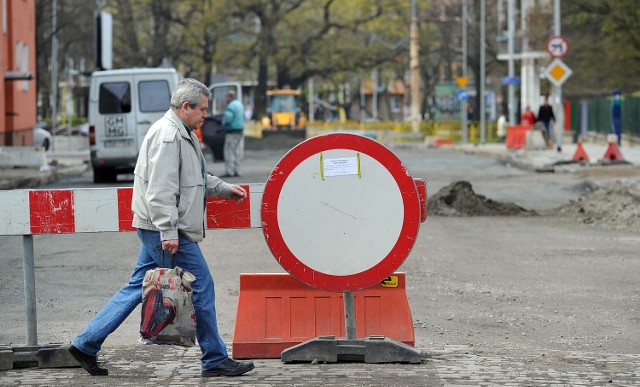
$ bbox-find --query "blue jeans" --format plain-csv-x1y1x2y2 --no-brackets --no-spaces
542,121,551,140
73,229,228,370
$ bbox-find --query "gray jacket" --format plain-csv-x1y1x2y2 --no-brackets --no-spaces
132,109,234,242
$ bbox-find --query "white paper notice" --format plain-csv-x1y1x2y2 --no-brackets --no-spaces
324,157,358,177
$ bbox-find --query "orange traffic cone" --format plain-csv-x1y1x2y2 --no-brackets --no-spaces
601,141,625,162
572,141,589,162
599,135,630,165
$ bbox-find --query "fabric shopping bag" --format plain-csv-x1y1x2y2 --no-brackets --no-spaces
139,253,197,347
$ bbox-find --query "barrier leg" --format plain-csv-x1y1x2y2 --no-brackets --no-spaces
344,291,356,340
0,236,82,370
23,235,38,346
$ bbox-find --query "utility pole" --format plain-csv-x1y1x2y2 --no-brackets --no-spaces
50,0,58,151
480,0,486,143
461,0,468,144
410,0,420,134
554,0,563,152
507,0,515,125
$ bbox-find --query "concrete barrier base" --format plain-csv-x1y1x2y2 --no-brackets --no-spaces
0,146,48,168
0,343,80,370
281,335,422,364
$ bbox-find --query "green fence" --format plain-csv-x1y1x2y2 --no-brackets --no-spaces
570,95,640,137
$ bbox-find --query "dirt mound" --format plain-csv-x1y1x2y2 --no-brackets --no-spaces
558,181,640,230
427,181,536,217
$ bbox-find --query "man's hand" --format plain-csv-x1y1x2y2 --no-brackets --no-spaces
162,239,179,255
230,184,247,203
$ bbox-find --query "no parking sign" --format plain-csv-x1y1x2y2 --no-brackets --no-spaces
261,133,423,292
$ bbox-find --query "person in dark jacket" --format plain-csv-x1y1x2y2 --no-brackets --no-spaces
537,96,556,141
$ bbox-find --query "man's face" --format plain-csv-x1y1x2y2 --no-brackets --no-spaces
184,96,208,128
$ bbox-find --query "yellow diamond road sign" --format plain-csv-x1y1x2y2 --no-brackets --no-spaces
544,58,572,87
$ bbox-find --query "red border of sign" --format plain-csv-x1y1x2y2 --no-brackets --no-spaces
546,35,569,58
261,133,421,292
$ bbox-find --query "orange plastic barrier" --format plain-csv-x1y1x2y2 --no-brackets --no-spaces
505,125,531,149
434,138,454,147
572,141,589,162
232,272,416,359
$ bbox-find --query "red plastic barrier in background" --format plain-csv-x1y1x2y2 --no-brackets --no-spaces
505,125,532,149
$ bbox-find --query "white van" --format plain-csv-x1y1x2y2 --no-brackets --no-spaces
88,67,180,182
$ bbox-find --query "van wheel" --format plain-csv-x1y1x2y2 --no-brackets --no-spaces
93,167,117,183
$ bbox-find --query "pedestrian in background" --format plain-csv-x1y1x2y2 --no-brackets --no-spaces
537,96,556,142
521,106,536,126
67,79,255,378
497,114,508,143
221,90,245,177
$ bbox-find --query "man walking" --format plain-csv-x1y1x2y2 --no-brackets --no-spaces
67,79,255,378
537,96,556,144
221,90,245,177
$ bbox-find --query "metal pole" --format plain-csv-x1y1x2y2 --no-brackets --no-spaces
308,78,314,122
23,235,38,346
507,0,516,125
50,0,58,151
343,292,356,340
461,0,468,143
67,57,74,148
372,68,378,120
410,0,420,133
480,0,486,143
554,0,563,152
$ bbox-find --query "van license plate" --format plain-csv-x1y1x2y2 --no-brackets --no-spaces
105,116,127,136
104,139,132,148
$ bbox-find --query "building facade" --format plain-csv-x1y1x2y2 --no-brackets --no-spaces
1,0,36,146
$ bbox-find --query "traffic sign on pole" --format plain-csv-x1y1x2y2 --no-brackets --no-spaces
455,76,469,89
456,89,468,101
546,35,569,58
544,58,572,87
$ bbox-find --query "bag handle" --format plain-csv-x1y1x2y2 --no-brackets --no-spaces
161,250,176,269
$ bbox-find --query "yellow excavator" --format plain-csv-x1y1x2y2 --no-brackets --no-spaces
261,89,307,138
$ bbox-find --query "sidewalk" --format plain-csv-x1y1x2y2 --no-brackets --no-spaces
446,138,640,176
0,151,88,190
0,147,89,190
1,343,638,385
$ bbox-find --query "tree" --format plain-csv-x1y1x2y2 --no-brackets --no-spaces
562,0,640,96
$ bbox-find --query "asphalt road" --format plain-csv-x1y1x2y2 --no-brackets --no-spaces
1,143,639,385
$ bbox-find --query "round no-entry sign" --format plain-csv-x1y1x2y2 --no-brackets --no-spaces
261,133,421,292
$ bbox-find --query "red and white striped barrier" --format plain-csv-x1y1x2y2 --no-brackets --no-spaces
0,184,264,236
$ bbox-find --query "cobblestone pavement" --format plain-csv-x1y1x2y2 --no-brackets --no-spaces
1,344,639,386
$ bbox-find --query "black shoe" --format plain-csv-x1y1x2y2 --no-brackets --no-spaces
233,172,241,177
67,344,108,376
220,174,234,178
201,357,255,377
